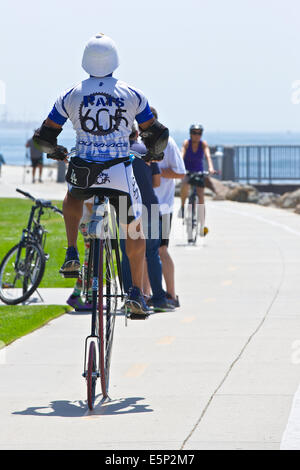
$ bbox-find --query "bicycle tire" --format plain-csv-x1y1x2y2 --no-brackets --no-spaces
110,209,124,293
83,239,94,304
112,232,124,294
186,194,197,244
0,242,46,305
104,235,118,390
191,194,199,244
98,239,107,397
87,340,97,410
96,234,118,398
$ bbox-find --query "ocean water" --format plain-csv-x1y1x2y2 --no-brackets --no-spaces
0,126,77,166
1,124,300,167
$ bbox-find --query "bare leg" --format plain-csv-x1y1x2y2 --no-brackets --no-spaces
63,192,84,249
159,245,176,299
196,187,205,204
121,219,145,292
180,182,190,208
143,258,151,297
32,166,36,182
38,164,43,182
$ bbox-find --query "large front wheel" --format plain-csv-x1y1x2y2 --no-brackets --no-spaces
0,242,45,305
97,235,118,399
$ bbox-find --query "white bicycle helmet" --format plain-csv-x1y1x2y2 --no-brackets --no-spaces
82,33,119,77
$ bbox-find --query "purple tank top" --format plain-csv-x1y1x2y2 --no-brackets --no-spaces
184,140,204,172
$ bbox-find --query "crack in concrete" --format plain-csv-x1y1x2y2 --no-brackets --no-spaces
181,242,285,449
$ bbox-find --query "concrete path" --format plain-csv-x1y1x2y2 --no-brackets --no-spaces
0,164,67,200
0,288,72,307
1,199,300,449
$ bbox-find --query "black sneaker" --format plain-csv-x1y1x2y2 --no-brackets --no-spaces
125,286,150,315
59,246,80,277
152,297,175,312
166,293,180,308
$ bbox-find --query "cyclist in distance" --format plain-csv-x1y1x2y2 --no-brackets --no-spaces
178,124,215,236
33,33,169,314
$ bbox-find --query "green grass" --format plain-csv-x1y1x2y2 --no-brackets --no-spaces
0,198,84,287
0,305,72,346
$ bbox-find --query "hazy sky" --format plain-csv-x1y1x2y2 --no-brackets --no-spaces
0,0,300,132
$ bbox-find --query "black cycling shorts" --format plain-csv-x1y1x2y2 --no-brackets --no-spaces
184,173,205,188
31,158,43,168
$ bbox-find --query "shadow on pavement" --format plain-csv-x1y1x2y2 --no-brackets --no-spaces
67,309,164,317
90,396,153,415
12,396,153,418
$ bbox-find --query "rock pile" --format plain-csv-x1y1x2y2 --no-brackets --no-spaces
222,181,280,206
176,177,300,214
276,189,300,210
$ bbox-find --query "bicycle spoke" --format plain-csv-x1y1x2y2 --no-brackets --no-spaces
0,243,45,305
83,198,120,404
103,234,118,389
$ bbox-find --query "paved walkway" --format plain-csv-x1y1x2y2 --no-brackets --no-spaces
1,288,73,306
1,196,300,449
0,164,67,200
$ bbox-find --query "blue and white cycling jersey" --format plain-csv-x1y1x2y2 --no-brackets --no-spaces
48,76,153,162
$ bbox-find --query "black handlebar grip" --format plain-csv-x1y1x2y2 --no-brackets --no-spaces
16,188,35,200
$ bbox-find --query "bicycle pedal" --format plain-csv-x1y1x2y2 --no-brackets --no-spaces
127,312,149,320
60,271,80,279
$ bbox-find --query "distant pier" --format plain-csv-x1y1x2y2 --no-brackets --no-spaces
210,145,300,193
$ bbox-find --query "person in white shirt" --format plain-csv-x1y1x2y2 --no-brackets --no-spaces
151,107,186,307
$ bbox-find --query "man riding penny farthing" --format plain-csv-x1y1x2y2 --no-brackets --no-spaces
33,33,169,316
32,34,169,406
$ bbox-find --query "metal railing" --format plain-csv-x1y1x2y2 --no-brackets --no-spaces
233,145,300,183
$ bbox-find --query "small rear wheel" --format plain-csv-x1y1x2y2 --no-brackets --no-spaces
87,341,97,410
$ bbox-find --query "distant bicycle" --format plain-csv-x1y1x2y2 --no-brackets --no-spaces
0,188,62,305
184,171,210,245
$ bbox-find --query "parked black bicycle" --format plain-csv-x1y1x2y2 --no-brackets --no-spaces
0,188,63,305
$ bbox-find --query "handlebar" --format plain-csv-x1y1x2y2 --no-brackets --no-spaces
16,188,63,215
50,148,152,167
16,188,35,201
128,150,146,161
186,171,211,176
